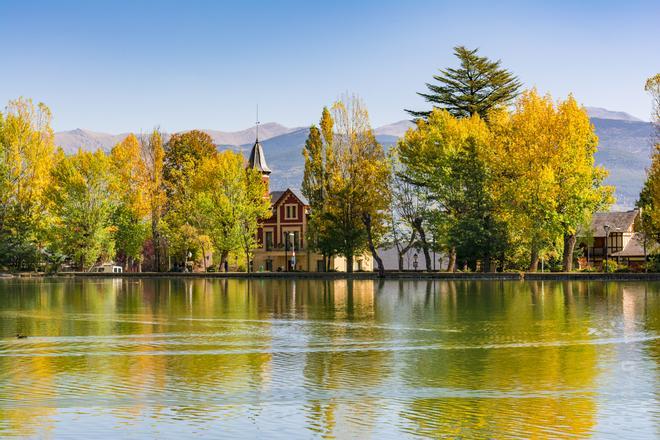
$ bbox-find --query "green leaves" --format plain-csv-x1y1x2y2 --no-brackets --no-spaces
408,46,522,120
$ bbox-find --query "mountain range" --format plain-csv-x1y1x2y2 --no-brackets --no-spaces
54,107,654,209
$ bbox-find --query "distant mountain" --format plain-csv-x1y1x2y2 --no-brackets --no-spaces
53,108,655,209
53,122,298,155
55,129,131,154
374,120,414,137
586,107,643,122
591,117,654,208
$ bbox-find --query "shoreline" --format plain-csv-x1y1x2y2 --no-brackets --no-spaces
4,271,660,282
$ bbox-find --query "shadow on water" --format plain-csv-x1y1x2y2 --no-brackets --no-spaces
0,278,657,438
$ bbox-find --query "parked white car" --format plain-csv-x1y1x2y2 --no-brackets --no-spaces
94,264,123,273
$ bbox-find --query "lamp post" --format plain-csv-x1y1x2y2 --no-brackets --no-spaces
284,234,288,272
432,236,436,271
289,232,295,271
603,224,610,272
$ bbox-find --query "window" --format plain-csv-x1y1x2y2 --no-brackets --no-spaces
285,204,298,220
608,232,623,252
282,231,300,250
265,231,273,250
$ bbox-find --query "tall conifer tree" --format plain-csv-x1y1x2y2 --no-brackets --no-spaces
407,46,522,120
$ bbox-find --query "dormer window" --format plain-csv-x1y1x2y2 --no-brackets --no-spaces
285,204,298,220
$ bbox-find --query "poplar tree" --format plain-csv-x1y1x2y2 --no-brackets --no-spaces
0,98,56,270
302,96,390,273
110,134,151,271
407,46,522,120
637,74,660,242
48,150,117,270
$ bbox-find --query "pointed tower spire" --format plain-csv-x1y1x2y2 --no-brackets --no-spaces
248,104,271,175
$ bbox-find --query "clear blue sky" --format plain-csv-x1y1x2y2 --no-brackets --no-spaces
1,0,658,133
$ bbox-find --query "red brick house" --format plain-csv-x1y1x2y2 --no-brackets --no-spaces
247,137,372,272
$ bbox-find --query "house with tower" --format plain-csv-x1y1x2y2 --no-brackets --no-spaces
246,134,373,272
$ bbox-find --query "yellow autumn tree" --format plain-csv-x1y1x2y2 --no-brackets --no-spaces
490,90,611,271
0,98,56,270
109,134,150,270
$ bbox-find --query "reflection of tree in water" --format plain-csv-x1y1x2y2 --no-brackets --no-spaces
298,280,390,438
396,281,599,438
0,278,277,433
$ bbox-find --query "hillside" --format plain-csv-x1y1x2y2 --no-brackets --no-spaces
53,109,655,209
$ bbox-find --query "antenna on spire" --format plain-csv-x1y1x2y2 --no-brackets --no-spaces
256,104,260,142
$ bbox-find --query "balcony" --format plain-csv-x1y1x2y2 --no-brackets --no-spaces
264,243,304,252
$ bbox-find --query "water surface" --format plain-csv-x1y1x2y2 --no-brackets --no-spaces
0,278,658,438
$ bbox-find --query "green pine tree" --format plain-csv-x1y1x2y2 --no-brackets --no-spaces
407,46,522,120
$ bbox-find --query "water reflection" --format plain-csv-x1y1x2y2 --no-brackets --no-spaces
0,278,657,438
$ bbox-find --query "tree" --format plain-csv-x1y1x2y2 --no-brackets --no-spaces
397,109,504,271
490,90,612,271
302,110,338,267
47,150,117,270
554,96,612,271
110,134,149,271
193,150,270,270
406,46,522,120
0,98,56,270
162,130,217,267
446,137,509,272
645,74,660,132
389,160,422,271
637,74,660,243
236,167,271,272
308,95,390,274
140,129,166,271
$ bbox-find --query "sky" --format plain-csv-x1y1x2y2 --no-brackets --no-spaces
1,0,658,133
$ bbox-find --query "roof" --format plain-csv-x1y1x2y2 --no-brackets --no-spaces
589,210,639,237
611,232,654,257
248,140,271,174
270,188,309,207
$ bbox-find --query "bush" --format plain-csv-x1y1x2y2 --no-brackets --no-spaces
602,260,618,273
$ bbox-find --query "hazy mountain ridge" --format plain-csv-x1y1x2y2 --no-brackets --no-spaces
54,108,655,209
54,122,299,155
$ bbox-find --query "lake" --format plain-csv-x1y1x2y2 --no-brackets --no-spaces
0,278,658,438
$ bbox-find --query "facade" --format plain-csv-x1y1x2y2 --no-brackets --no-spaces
579,209,649,269
247,137,373,272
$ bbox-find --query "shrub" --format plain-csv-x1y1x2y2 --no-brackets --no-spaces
602,260,618,273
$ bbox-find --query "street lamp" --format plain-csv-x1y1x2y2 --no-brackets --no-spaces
289,232,295,271
413,253,419,271
603,223,610,272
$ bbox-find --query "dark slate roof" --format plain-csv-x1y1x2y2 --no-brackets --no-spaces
611,232,654,257
589,210,639,237
269,188,309,207
248,140,271,174
270,191,285,205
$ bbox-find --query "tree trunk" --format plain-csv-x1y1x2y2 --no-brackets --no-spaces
529,247,539,272
152,216,160,272
398,252,404,271
563,233,577,272
484,255,495,273
362,213,384,276
220,250,229,272
412,217,431,271
447,247,457,272
346,254,354,273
